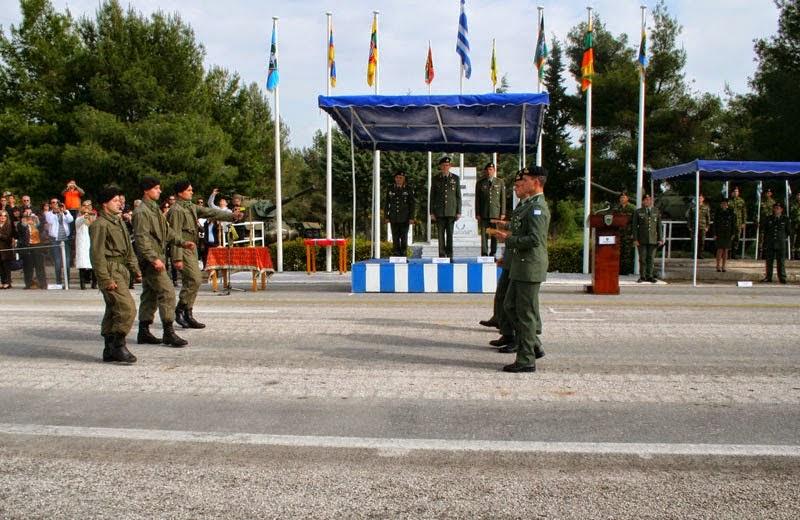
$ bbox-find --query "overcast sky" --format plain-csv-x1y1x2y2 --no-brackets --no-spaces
0,1,782,149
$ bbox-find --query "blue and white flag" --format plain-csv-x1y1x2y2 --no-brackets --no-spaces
456,0,471,79
266,25,279,92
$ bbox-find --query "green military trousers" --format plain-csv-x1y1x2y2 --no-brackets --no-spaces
637,243,658,280
503,279,542,366
98,262,136,337
177,246,201,308
138,261,177,324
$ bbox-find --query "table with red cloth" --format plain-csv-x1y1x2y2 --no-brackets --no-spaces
205,246,274,291
304,238,349,274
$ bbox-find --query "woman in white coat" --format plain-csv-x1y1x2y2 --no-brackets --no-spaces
74,207,96,289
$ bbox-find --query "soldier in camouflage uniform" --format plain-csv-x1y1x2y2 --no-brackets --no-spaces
790,191,800,258
686,193,711,259
384,171,415,257
611,191,636,275
475,162,506,256
133,176,196,347
760,188,776,223
90,187,142,363
168,180,242,329
728,187,747,258
430,156,462,259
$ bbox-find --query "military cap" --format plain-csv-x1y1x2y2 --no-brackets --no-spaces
485,162,495,169
394,170,406,176
173,179,191,194
438,156,452,165
96,186,121,205
139,176,161,192
774,201,784,209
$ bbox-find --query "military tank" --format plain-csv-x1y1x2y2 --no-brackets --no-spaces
243,186,319,244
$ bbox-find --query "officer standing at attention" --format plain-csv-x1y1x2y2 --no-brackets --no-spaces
631,193,664,283
384,171,415,257
494,167,550,373
89,187,142,363
686,193,711,259
430,156,462,258
133,176,196,347
475,162,506,257
611,191,636,275
761,202,790,284
168,180,243,328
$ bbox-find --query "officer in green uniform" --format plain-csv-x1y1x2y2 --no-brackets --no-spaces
384,171,415,257
430,156,462,258
168,180,243,329
475,162,506,257
90,187,142,363
790,191,800,258
729,186,747,258
611,191,636,274
760,202,790,283
686,193,711,259
133,176,196,347
494,166,550,373
631,193,663,283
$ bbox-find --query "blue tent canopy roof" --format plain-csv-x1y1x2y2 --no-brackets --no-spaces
651,160,800,181
317,92,549,154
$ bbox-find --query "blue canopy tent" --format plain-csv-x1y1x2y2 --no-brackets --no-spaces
317,92,550,260
651,160,800,285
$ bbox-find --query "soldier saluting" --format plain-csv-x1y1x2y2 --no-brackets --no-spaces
168,180,243,328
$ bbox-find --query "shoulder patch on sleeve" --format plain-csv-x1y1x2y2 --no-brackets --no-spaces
532,209,542,216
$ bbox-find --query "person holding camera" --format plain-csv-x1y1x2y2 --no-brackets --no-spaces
75,206,96,289
45,198,74,286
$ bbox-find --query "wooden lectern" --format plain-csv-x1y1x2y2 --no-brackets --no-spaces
587,214,630,294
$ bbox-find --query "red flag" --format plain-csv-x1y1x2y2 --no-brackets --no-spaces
425,44,434,85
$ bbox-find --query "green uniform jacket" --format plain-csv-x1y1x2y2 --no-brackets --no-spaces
761,196,776,221
89,209,140,288
505,193,550,283
761,214,790,251
167,200,234,263
631,207,663,244
686,203,711,231
612,202,636,217
729,196,747,228
132,199,185,264
385,184,415,223
475,176,506,219
430,173,462,217
790,200,800,227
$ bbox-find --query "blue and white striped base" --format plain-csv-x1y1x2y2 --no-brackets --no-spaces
352,259,499,293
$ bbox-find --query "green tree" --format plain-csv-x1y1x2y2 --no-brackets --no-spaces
747,0,800,161
541,38,575,202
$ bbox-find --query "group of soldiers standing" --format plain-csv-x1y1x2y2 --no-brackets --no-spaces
91,177,242,363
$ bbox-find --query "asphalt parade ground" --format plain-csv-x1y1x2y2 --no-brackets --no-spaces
1,272,799,518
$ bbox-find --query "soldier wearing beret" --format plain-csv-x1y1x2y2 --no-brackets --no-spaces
90,187,142,363
493,167,550,373
384,171,415,256
760,201,790,283
430,156,462,258
168,180,243,328
631,193,663,283
475,162,506,257
132,176,196,347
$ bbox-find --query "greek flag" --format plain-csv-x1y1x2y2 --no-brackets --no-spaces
456,0,471,79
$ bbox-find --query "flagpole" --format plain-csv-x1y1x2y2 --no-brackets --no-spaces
371,10,381,259
427,41,432,243
536,6,544,168
582,7,593,275
491,37,498,169
270,17,284,273
325,12,334,272
634,5,647,277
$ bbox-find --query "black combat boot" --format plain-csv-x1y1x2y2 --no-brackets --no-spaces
184,308,206,329
137,321,162,344
107,333,137,363
175,303,189,328
534,344,545,359
102,335,113,361
162,322,188,347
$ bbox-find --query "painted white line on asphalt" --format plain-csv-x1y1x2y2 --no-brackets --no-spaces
548,308,594,314
1,423,798,458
